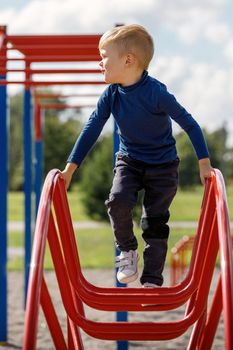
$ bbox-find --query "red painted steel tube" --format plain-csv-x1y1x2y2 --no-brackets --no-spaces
186,306,207,350
33,93,100,98
0,55,101,62
23,169,233,347
39,103,96,109
40,278,68,349
52,174,219,329
198,276,223,350
0,69,101,74
23,170,58,350
50,175,213,310
7,44,99,50
0,80,105,85
214,170,233,350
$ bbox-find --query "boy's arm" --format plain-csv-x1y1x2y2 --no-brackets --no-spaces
67,87,111,166
61,162,78,190
158,89,213,185
61,87,112,189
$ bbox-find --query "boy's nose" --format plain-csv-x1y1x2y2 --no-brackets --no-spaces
99,60,103,68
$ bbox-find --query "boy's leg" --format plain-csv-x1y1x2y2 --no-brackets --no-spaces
105,155,143,251
140,159,179,286
105,156,143,283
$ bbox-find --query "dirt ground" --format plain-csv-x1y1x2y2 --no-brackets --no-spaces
2,268,224,350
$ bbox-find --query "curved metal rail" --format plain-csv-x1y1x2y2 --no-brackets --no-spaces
23,168,233,349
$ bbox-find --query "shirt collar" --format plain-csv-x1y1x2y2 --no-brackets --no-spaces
118,70,148,93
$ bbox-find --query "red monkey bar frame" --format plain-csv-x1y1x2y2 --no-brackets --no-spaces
0,26,106,342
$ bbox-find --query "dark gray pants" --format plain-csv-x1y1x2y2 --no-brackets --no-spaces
105,154,179,285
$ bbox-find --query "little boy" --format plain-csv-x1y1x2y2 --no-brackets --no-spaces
61,24,212,288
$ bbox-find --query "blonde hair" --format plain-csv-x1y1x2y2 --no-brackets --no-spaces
99,24,154,70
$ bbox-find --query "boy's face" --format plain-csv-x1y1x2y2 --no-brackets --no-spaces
99,43,127,84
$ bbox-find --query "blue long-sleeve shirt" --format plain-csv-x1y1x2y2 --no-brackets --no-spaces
68,70,209,166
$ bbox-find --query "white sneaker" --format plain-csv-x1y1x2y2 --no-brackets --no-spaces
115,250,139,284
142,282,160,307
143,282,158,288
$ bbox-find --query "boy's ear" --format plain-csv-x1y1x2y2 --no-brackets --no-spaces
125,53,136,65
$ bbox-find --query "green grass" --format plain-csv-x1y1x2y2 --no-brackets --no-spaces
8,185,233,222
7,185,233,270
8,226,196,270
8,190,90,222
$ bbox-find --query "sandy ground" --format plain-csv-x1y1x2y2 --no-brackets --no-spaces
1,267,225,350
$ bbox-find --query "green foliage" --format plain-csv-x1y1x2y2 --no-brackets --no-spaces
7,227,197,270
7,90,233,206
176,132,199,188
44,111,82,178
9,93,24,190
176,125,232,188
80,135,113,220
8,92,82,190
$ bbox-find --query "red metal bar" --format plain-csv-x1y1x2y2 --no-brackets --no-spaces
0,80,105,85
39,103,95,109
33,92,100,98
214,170,233,350
52,174,216,310
0,69,101,74
40,277,68,349
0,25,7,52
7,44,99,50
0,55,101,62
7,34,101,44
187,306,207,350
23,171,56,350
170,236,195,285
23,169,233,348
198,276,223,349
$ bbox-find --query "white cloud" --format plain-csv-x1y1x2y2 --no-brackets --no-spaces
204,22,231,44
150,55,233,143
151,56,189,88
224,39,233,62
1,0,233,143
178,63,233,132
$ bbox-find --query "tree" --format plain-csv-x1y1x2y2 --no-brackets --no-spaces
8,92,82,189
77,124,233,221
44,110,82,179
80,135,146,223
204,126,228,177
9,93,24,190
80,135,113,220
176,132,199,188
176,125,231,188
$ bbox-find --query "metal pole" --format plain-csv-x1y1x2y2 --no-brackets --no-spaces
113,121,128,350
23,65,32,302
34,104,43,215
0,25,8,342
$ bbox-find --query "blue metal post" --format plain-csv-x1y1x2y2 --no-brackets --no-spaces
34,105,43,215
35,137,43,214
113,121,128,350
0,25,8,342
23,79,32,301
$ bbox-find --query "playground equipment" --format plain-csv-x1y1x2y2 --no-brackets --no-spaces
0,25,104,342
0,25,127,348
23,168,233,349
170,236,195,285
33,91,97,213
170,235,233,286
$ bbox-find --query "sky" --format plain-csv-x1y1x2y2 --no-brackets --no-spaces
1,0,233,143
